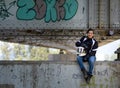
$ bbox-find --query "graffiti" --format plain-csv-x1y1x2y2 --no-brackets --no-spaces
44,64,62,77
0,63,120,88
9,64,62,81
44,0,57,22
82,7,85,14
16,0,78,22
72,73,83,79
16,0,36,20
94,69,109,76
63,0,78,20
0,0,16,20
111,69,120,77
72,69,109,79
55,0,65,21
74,67,120,79
34,0,46,20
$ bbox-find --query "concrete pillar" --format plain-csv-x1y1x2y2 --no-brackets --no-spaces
110,0,120,29
89,0,99,28
99,0,110,28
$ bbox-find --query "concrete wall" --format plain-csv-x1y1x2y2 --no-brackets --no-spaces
0,0,87,29
1,0,120,29
110,0,120,28
0,61,120,88
89,0,99,28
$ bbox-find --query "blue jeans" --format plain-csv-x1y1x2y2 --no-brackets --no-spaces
77,56,96,75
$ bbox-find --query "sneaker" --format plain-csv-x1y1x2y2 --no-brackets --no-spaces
86,74,93,84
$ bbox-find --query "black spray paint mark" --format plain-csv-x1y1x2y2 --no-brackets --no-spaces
0,0,16,20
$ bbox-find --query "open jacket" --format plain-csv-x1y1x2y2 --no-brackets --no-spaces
75,36,98,56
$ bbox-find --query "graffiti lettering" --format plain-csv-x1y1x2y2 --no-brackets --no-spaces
0,0,16,20
55,0,65,21
94,69,109,76
16,0,36,20
45,0,57,22
72,69,109,79
16,0,78,22
34,0,46,20
111,69,120,77
63,0,78,20
98,69,108,76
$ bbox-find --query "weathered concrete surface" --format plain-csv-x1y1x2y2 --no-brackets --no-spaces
1,0,120,29
0,0,120,53
0,84,14,88
48,54,76,61
0,29,119,52
0,61,120,88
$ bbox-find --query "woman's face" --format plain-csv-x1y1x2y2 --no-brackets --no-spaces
87,31,94,38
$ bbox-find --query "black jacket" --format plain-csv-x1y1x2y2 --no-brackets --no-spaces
75,36,98,56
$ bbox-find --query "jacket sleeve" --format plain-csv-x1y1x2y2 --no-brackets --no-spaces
75,36,85,47
89,40,98,56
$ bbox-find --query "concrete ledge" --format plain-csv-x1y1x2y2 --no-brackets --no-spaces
0,61,120,88
48,54,76,61
0,84,14,88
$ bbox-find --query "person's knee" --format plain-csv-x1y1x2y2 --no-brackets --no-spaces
77,56,80,61
89,56,96,63
77,56,83,61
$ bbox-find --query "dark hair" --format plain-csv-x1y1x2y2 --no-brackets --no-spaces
86,28,94,34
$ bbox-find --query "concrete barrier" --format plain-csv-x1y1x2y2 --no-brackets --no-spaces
0,60,120,88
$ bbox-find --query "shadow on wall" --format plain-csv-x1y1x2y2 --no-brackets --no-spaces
96,39,120,61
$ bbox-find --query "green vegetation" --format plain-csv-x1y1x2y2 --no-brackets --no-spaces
0,41,59,60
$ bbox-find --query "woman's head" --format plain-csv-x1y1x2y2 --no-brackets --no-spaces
86,28,94,38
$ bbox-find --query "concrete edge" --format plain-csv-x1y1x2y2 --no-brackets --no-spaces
0,60,120,65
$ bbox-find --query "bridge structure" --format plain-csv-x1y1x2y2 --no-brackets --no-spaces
0,0,120,88
0,0,120,53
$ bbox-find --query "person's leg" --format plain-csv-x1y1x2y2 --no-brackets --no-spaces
77,56,87,78
77,56,85,70
88,56,96,75
86,56,96,84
